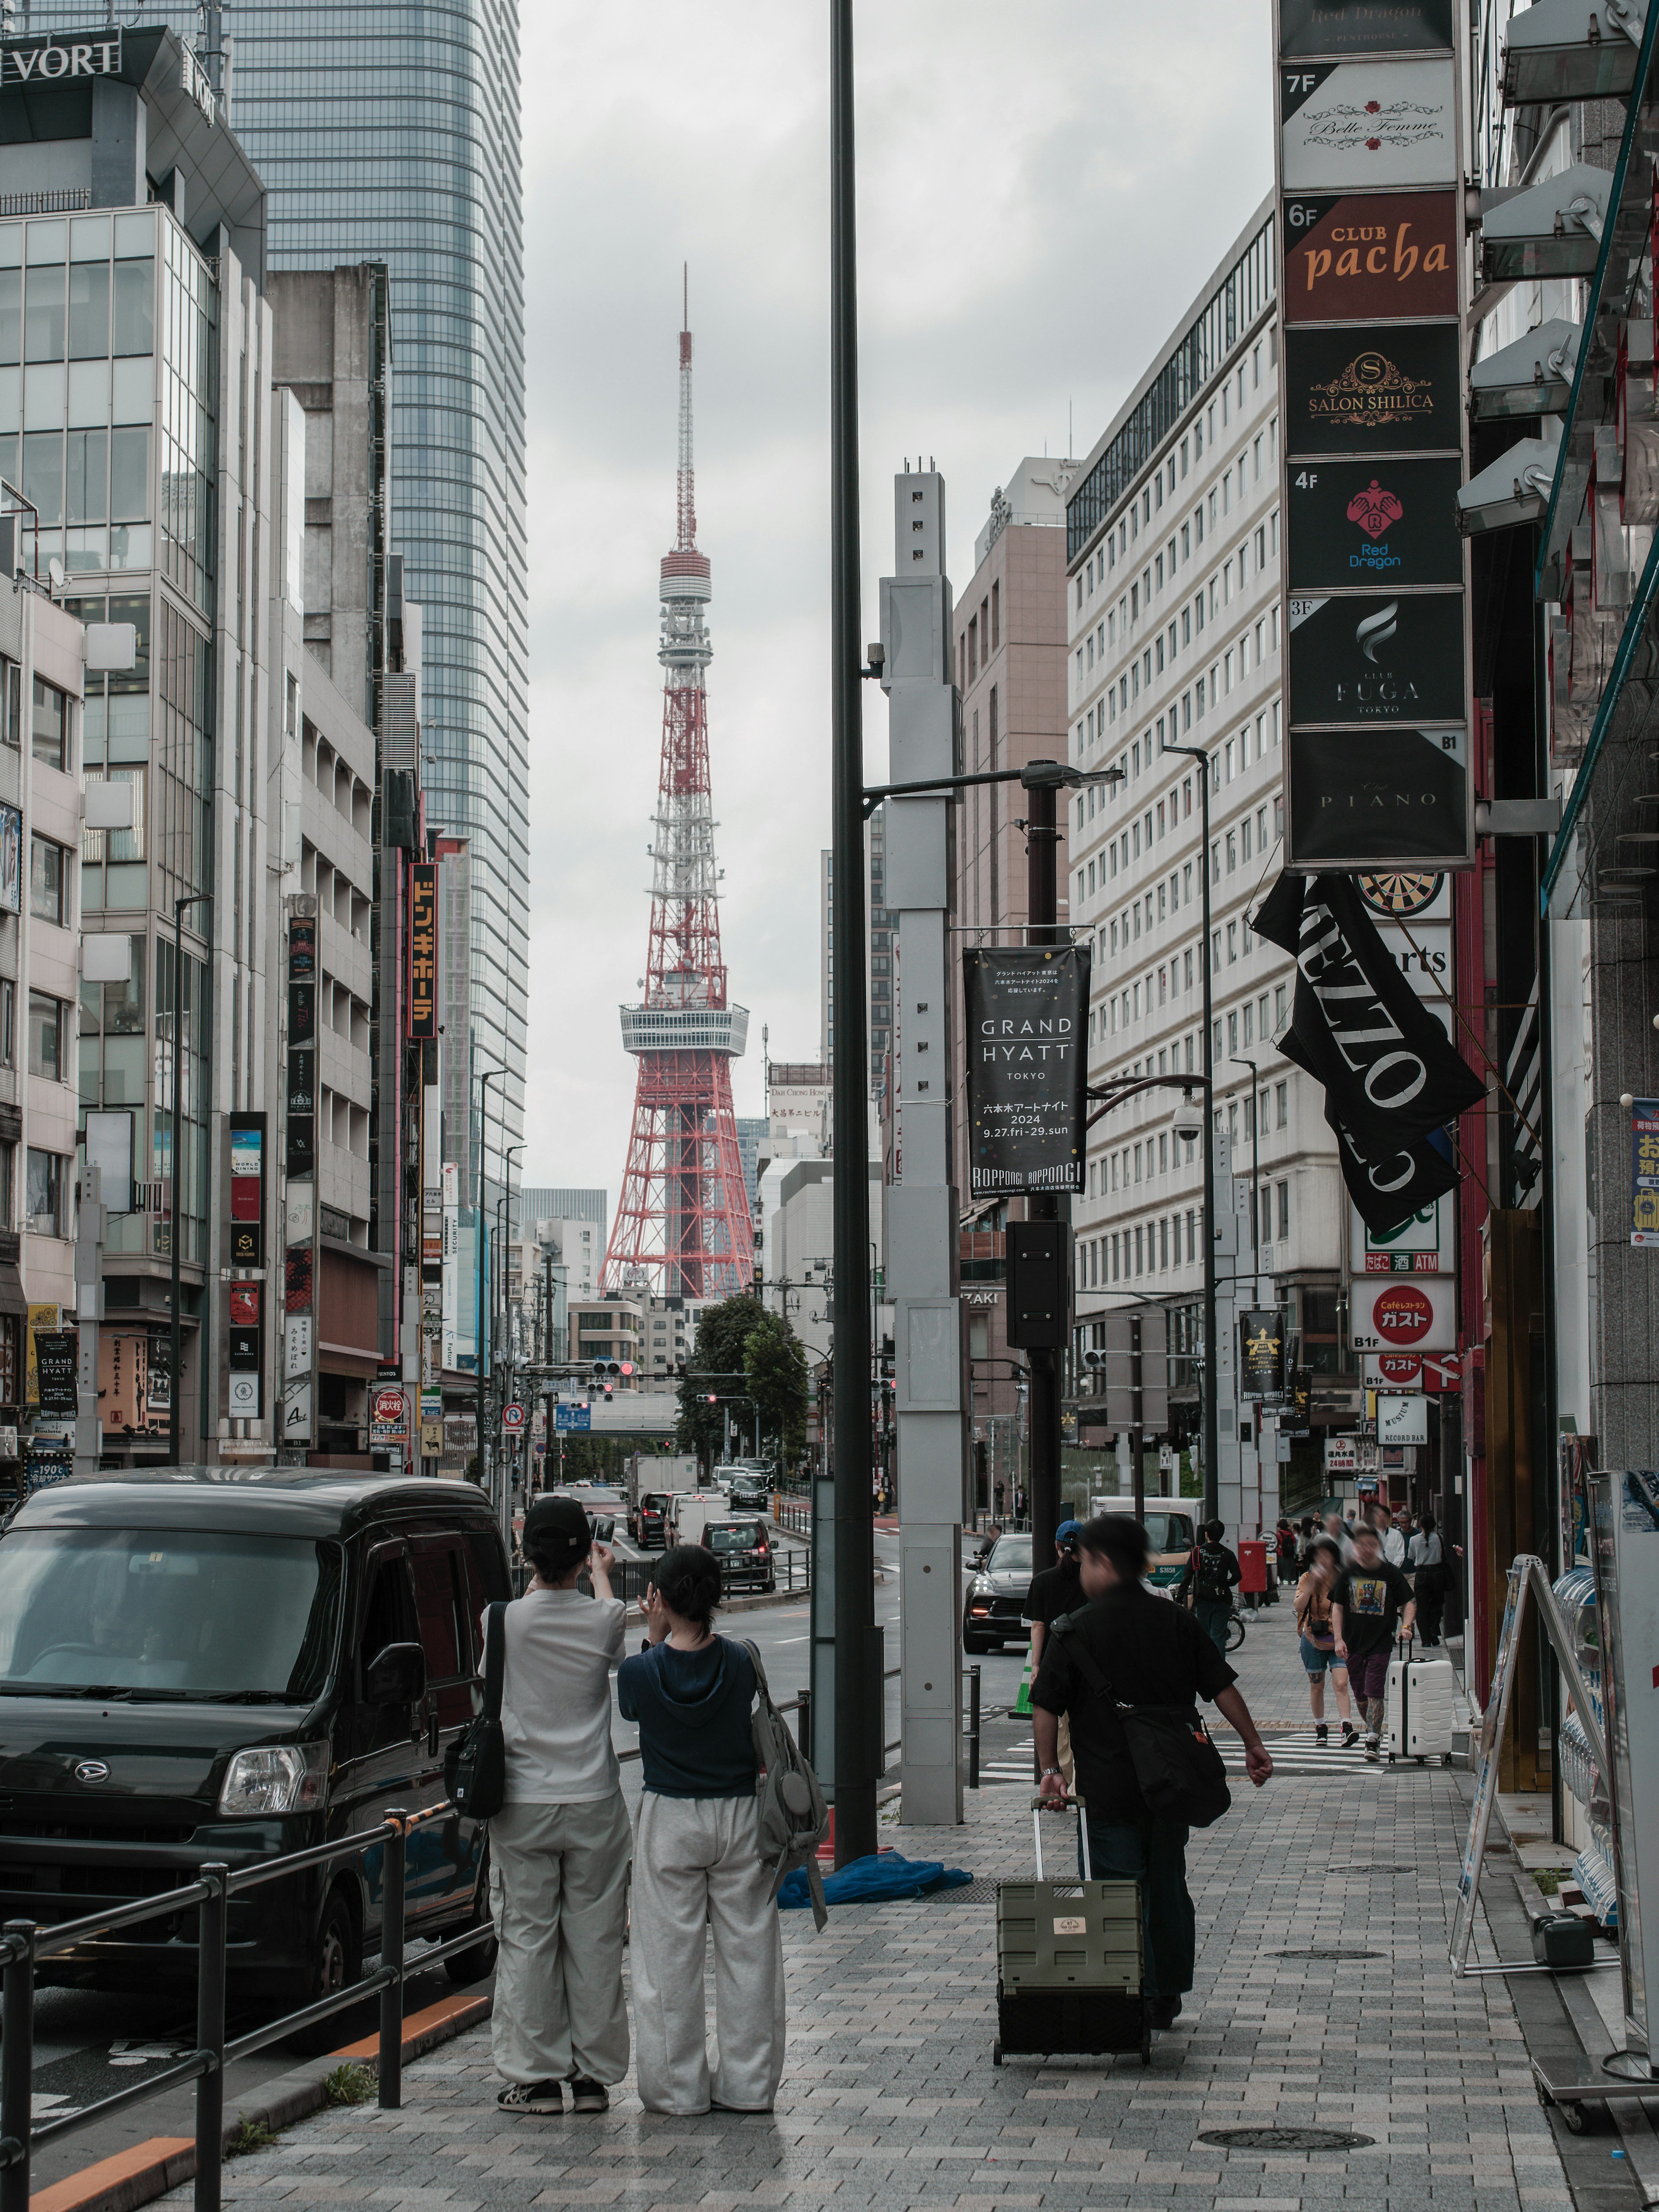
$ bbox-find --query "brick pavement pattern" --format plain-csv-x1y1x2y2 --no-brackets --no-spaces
175,1605,1568,2212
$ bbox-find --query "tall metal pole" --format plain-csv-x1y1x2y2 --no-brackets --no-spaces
170,892,210,1466
1164,744,1218,1522
1231,1055,1261,1281
1024,775,1063,1566
476,1063,502,1492
828,0,877,1868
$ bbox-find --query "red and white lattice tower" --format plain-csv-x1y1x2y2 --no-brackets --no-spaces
602,300,753,1300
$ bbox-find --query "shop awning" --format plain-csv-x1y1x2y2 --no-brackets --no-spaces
0,1263,29,1318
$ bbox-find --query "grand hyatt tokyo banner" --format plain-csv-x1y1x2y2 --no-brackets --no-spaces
1255,871,1483,1232
964,946,1090,1196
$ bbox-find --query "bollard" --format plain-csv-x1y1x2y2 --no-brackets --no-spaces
969,1664,981,1790
195,1869,228,2212
378,1812,407,2110
0,1921,35,2212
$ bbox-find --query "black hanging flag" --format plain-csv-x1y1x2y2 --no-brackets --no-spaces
1254,871,1483,1232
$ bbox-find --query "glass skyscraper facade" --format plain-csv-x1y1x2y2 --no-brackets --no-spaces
37,3,531,1185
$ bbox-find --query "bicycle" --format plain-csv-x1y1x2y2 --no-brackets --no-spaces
1225,1606,1248,1652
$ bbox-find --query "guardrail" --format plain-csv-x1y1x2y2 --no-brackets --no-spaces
0,1801,490,2212
773,1498,810,1539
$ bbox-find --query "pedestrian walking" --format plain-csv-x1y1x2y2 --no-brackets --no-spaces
995,1480,1006,1519
488,1495,632,2118
1031,1516,1274,2029
1293,1535,1357,1747
1177,1517,1241,1651
1409,1512,1446,1646
617,1544,786,2117
1331,1522,1416,1761
1382,1510,1408,1568
1025,1520,1084,1791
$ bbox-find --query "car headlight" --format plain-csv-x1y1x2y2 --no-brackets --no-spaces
217,1741,330,1818
970,1575,992,1595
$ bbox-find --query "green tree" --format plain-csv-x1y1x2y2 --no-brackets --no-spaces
745,1309,809,1464
676,1294,768,1471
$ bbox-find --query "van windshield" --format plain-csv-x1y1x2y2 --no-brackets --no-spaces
0,1529,343,1701
1144,1513,1195,1554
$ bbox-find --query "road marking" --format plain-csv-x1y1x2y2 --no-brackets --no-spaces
773,1635,807,1643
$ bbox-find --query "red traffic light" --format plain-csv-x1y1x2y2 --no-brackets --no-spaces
706,1393,718,1404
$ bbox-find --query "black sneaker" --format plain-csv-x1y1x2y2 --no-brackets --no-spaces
569,2076,608,2114
1314,1723,1328,1745
1148,1995,1183,2029
1341,1723,1359,1747
498,2079,563,2116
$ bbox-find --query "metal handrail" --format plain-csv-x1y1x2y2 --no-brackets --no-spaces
0,1801,489,2212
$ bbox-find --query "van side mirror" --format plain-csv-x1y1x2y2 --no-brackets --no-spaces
365,1641,426,1706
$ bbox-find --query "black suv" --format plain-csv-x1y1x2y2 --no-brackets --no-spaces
0,1468,510,2006
630,1492,671,1549
704,1518,775,1593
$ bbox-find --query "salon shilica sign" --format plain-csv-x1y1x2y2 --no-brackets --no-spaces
1272,0,1471,871
0,32,122,86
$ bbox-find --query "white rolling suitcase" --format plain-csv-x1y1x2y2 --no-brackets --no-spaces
1384,1632,1456,1764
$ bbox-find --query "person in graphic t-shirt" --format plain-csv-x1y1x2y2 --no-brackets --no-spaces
1331,1522,1416,1763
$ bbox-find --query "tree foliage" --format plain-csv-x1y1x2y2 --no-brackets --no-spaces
675,1294,808,1471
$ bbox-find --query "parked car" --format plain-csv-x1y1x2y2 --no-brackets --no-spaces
630,1491,671,1548
703,1517,775,1593
962,1531,1034,1652
0,1467,509,2024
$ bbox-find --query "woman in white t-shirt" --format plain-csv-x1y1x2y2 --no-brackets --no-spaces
489,1494,629,2120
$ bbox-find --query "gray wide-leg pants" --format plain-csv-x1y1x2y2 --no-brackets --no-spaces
489,1791,632,2087
629,1792,786,2115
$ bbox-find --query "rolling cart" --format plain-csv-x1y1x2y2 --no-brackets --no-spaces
993,1795,1150,2067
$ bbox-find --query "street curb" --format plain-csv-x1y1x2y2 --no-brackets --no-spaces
29,1993,493,2212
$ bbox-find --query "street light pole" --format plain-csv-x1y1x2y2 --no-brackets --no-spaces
1163,743,1218,1523
169,891,211,1466
1230,1056,1261,1285
826,0,877,1868
1023,769,1064,1567
475,1059,503,1494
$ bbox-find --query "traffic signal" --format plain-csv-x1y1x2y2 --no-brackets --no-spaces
706,1392,718,1405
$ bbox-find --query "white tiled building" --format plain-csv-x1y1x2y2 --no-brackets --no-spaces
1063,198,1349,1455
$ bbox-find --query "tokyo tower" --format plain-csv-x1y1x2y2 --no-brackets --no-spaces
602,292,753,1300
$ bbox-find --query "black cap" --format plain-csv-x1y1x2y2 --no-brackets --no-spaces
523,1494,591,1554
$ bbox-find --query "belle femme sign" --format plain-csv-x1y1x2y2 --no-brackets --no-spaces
1,33,122,85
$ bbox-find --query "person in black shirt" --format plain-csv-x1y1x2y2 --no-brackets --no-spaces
1176,1518,1242,1650
1025,1520,1084,1790
1331,1522,1416,1762
1032,1516,1273,2029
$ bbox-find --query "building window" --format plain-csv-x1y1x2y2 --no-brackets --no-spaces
0,979,12,1068
28,991,61,1080
32,677,68,771
1276,1080,1289,1129
25,1147,62,1235
29,836,67,925
1277,1181,1290,1240
0,659,17,749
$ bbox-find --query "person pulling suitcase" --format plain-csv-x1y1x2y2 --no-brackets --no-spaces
1031,1516,1274,2031
1331,1523,1416,1763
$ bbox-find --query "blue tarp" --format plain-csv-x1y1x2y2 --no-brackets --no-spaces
777,1850,972,1910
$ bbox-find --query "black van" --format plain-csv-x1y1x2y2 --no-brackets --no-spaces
0,1468,510,2009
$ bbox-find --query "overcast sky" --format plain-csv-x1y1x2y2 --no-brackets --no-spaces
522,0,1274,1208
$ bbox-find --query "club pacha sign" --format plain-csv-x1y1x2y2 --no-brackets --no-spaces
964,946,1090,1197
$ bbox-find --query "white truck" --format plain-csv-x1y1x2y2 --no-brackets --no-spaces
667,1490,735,1547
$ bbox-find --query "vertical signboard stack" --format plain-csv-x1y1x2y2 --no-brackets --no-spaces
225,1118,265,1435
1275,0,1473,871
280,898,319,1460
410,859,444,1468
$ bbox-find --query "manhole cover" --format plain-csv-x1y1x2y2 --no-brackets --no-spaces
1276,1947,1383,1960
1200,2127,1375,2152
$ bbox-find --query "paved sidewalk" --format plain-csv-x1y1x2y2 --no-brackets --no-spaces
175,1605,1574,2212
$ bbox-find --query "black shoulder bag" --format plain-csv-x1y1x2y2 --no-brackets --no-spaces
445,1601,508,1817
1050,1605,1232,1829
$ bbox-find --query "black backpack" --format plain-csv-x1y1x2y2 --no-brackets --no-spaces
1194,1544,1233,1604
445,1602,507,1817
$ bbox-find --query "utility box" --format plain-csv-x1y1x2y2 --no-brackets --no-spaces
1005,1221,1071,1349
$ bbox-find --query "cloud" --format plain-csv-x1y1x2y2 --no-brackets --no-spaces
524,0,1274,1214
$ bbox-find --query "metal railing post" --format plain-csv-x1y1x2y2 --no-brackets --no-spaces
795,1684,812,1762
194,1868,228,2212
969,1665,981,1790
378,1812,407,2110
1,1921,35,2212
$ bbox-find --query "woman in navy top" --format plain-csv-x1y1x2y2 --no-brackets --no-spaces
618,1545,786,2115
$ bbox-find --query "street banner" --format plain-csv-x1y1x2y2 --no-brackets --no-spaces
1287,591,1465,725
35,1331,77,1417
1629,1097,1659,1245
1255,871,1484,1229
963,945,1090,1196
1239,1309,1286,1399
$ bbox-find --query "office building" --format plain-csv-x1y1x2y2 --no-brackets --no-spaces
32,0,532,1208
1063,200,1355,1496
